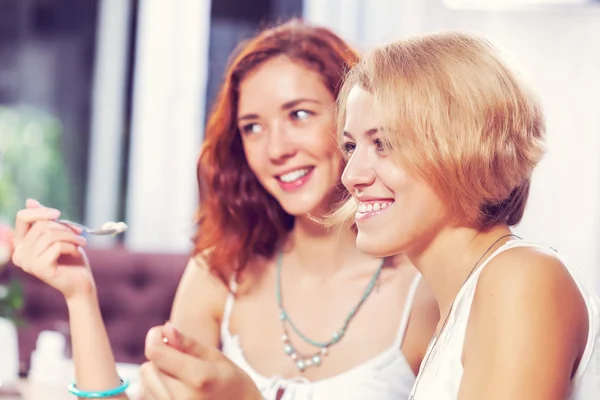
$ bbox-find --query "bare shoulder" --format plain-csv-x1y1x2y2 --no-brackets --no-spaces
169,256,231,346
468,245,588,371
458,246,590,398
475,245,587,324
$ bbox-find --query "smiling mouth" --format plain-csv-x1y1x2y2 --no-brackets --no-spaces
276,167,314,183
355,200,395,220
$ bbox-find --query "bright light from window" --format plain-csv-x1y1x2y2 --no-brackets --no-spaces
445,0,592,9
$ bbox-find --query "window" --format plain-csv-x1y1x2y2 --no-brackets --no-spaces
0,0,100,222
445,0,597,9
205,0,303,118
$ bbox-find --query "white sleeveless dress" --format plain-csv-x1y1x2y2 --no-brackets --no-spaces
409,240,600,399
221,274,423,400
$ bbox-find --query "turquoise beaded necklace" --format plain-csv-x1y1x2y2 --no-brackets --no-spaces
275,251,384,371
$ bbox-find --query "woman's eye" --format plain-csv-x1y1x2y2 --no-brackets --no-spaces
241,123,263,135
290,109,313,121
374,138,390,155
342,142,356,155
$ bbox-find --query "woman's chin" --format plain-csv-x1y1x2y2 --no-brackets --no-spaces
279,201,318,218
356,234,398,258
278,196,332,219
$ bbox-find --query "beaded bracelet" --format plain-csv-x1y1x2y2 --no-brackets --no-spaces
68,378,130,398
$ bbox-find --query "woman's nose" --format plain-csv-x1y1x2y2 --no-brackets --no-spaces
267,124,297,163
341,148,376,192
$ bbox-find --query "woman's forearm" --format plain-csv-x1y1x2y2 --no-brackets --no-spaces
66,291,128,399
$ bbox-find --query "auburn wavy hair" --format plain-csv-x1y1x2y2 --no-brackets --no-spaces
193,19,359,283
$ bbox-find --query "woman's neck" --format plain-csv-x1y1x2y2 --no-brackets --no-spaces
285,215,376,279
407,224,514,328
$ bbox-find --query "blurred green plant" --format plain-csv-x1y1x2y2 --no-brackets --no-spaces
0,105,75,222
0,105,75,326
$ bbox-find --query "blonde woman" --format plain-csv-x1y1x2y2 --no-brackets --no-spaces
335,32,600,399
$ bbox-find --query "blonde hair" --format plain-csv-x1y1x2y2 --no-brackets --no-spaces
334,32,546,228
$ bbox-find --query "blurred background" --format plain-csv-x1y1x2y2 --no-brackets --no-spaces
0,0,599,393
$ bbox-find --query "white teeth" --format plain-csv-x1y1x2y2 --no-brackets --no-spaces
279,168,310,183
357,201,392,214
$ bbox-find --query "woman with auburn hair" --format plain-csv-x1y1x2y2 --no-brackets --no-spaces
10,20,438,400
337,31,600,399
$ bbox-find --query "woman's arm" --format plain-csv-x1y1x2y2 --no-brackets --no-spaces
67,291,126,399
141,259,265,399
459,247,588,400
169,256,228,346
12,201,126,399
141,257,228,396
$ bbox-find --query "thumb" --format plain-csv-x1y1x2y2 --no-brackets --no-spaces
162,321,218,360
26,199,42,209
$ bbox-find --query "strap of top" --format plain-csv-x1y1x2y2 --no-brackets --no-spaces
221,274,238,334
394,273,423,347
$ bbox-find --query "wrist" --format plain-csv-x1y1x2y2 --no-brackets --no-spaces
64,278,97,303
65,288,99,311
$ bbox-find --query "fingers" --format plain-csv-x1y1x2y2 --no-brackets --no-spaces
139,362,172,400
25,198,42,209
145,326,217,391
25,222,84,255
139,361,202,400
38,243,81,278
12,220,86,276
145,326,166,358
162,321,215,360
14,204,61,243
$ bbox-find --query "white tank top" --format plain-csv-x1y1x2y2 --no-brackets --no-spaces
221,274,422,400
409,240,600,400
